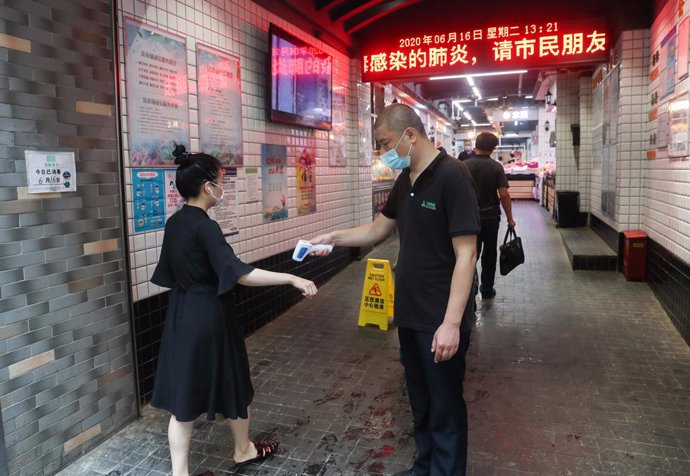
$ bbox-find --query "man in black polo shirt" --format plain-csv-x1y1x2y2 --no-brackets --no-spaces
310,103,480,476
464,133,517,299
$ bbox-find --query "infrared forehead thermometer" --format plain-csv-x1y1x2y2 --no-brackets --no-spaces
292,240,333,262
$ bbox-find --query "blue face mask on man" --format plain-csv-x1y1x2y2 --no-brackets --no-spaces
380,130,412,169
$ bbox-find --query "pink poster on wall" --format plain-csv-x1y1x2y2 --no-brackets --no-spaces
677,16,689,80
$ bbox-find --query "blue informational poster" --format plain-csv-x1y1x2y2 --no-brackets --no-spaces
132,169,166,233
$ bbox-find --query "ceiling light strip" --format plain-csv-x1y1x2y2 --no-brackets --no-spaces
429,69,529,81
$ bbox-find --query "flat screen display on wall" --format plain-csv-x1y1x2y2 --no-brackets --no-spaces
269,24,332,131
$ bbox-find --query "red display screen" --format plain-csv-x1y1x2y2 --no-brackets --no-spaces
269,24,333,131
361,19,609,82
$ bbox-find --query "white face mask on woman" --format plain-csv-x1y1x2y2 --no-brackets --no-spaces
206,181,224,206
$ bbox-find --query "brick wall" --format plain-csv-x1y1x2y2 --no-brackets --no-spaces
0,1,136,475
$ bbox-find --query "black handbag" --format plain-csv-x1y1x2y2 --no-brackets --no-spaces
499,228,525,276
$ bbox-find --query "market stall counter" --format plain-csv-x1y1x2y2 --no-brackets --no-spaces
503,161,539,200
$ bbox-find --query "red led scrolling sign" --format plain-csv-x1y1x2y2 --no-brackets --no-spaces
361,19,609,82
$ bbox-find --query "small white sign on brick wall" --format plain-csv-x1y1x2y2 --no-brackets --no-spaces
25,150,77,193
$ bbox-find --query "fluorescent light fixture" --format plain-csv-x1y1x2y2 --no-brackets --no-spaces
525,95,533,99
514,120,519,125
471,120,478,127
466,76,475,87
487,97,499,101
461,124,471,127
475,123,492,126
505,133,519,137
472,86,481,99
458,99,472,103
463,111,472,120
429,69,529,81
415,103,427,110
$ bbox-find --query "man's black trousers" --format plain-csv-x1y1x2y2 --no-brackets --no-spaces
399,328,471,476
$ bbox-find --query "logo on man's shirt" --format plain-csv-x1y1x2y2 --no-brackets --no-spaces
420,200,436,211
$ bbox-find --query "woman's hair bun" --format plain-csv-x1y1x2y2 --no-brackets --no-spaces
172,144,190,165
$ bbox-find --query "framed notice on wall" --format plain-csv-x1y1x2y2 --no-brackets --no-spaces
329,89,347,167
660,27,677,101
207,167,239,236
196,44,243,166
124,17,189,167
677,17,689,81
668,93,689,158
358,83,373,166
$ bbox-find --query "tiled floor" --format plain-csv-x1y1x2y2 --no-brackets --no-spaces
58,202,690,476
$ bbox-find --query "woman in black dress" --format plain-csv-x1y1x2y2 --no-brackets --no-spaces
150,146,317,476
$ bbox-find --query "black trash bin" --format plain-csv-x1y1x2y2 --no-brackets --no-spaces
556,191,580,227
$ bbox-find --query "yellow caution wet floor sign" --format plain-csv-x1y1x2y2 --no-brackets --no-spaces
358,259,394,330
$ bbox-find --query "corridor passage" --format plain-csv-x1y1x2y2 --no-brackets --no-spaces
60,202,690,476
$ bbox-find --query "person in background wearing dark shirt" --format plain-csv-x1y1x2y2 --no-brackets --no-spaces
309,103,480,476
457,139,474,161
464,132,517,299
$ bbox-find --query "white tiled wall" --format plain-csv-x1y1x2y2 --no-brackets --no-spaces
579,77,594,211
118,0,370,300
555,72,581,192
588,30,650,233
354,70,374,226
645,1,690,264
616,30,649,231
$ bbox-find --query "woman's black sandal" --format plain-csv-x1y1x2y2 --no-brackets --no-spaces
235,440,279,467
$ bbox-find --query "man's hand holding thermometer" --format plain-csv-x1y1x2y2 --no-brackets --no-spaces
292,239,333,262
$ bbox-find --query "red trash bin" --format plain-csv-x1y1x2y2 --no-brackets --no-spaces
623,230,648,281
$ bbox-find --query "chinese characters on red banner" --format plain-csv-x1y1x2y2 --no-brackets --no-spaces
361,21,608,81
272,46,332,76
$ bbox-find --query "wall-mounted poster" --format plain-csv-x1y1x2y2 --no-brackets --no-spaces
329,90,347,166
164,169,184,220
608,66,620,145
197,44,243,165
296,148,317,215
660,27,677,101
208,167,239,235
25,151,77,193
261,144,288,222
125,17,189,167
358,83,373,166
678,17,689,80
656,111,669,149
245,167,259,202
668,93,689,158
132,169,166,233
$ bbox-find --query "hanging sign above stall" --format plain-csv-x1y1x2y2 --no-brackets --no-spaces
361,19,609,82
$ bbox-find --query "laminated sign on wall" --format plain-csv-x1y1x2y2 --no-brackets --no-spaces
25,151,77,193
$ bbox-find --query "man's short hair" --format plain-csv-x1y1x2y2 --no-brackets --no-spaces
374,103,428,138
475,132,499,152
